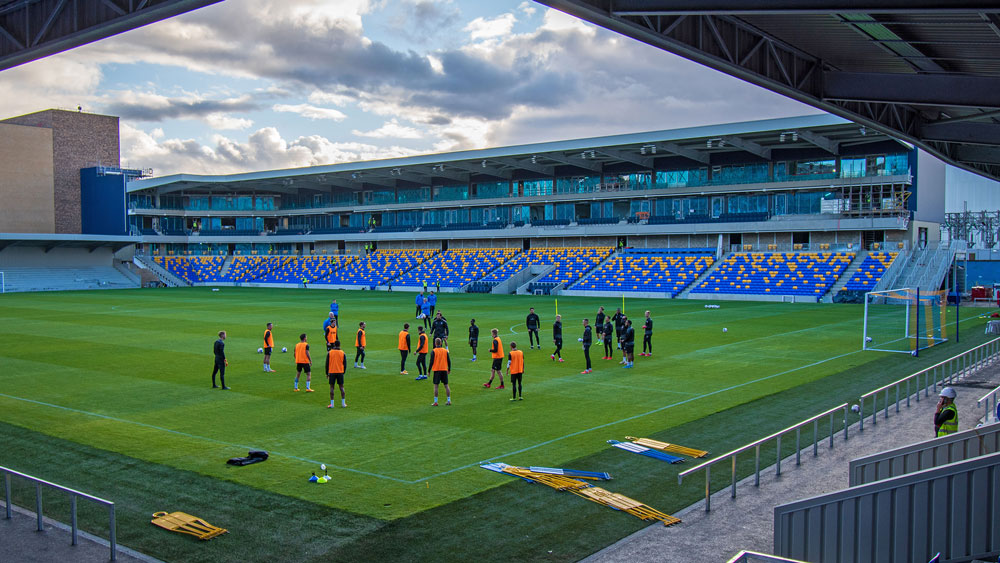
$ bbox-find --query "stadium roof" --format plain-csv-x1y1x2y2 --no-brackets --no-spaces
0,0,222,72
536,0,1000,181
128,114,911,195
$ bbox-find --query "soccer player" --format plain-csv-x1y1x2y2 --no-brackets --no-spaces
612,307,625,350
293,333,313,392
484,328,505,389
641,310,653,356
602,318,614,360
398,323,411,375
415,326,429,380
325,340,347,408
551,314,563,362
415,292,424,318
324,316,338,351
507,341,525,401
212,330,229,389
263,322,275,372
429,337,452,406
595,306,606,339
421,296,432,330
525,307,540,349
622,319,635,368
428,291,437,317
579,320,592,374
432,312,449,349
354,322,367,369
469,318,479,361
330,299,339,322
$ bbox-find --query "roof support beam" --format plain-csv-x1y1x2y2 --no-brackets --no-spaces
919,121,1000,146
606,1,1000,15
444,161,513,180
721,136,771,159
494,158,554,176
541,153,603,172
595,148,653,169
823,72,1000,109
796,130,840,155
953,145,1000,166
657,141,710,164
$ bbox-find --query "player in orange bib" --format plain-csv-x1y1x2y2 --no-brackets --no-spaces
325,316,338,351
263,323,276,373
293,333,313,392
429,337,451,406
483,329,505,389
506,341,525,401
398,323,411,375
325,340,347,408
354,322,367,369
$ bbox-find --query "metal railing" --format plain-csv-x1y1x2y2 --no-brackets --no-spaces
726,550,808,563
678,403,849,511
978,382,1000,424
678,336,1000,512
1,466,117,561
858,337,1000,431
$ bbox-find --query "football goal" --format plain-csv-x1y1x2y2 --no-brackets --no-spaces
863,288,947,354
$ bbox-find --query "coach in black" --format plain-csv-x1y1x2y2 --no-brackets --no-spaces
551,314,563,361
212,330,230,390
641,310,653,356
579,319,592,374
526,308,541,349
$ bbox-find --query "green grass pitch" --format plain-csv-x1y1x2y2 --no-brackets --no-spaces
0,288,990,561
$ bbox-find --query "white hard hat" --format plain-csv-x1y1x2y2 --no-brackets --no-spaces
940,387,957,399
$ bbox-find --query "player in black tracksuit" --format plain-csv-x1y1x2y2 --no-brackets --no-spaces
432,313,449,349
602,319,614,359
612,308,625,349
580,320,592,373
469,319,480,361
526,308,540,349
551,315,563,361
595,307,606,340
641,310,653,356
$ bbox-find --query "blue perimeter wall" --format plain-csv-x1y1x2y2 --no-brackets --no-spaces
81,167,126,235
967,261,1000,287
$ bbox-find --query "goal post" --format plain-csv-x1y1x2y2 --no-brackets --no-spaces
863,287,947,353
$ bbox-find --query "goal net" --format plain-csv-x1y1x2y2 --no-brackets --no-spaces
863,288,947,353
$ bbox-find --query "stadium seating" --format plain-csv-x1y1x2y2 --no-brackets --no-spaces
1,267,138,292
533,247,614,286
393,248,519,288
843,252,899,291
154,256,226,284
576,217,620,225
324,249,436,286
254,256,352,284
224,256,287,283
573,251,715,296
530,219,572,227
691,252,855,300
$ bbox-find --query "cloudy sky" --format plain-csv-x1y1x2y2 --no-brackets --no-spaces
1,0,819,176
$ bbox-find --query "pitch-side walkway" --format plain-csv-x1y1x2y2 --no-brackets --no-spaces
583,363,1000,563
0,503,157,563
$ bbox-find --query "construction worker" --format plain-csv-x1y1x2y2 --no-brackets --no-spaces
935,387,959,437
506,341,525,401
293,333,313,392
398,323,411,375
325,340,347,408
484,328,505,389
429,337,452,406
354,321,367,369
415,326,429,380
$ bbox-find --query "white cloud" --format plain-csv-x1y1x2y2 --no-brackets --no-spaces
204,113,254,130
539,8,595,34
272,103,348,121
307,90,356,107
518,2,536,17
464,13,516,40
352,118,423,139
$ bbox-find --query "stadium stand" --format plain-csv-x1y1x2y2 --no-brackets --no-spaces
323,249,436,287
843,252,899,292
576,217,620,225
254,255,351,284
573,249,715,296
224,255,285,283
529,219,572,227
1,267,138,292
393,248,519,288
691,252,855,301
153,256,225,284
533,247,614,286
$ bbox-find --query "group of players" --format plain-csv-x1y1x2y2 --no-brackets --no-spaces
225,296,655,409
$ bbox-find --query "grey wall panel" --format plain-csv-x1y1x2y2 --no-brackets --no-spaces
850,425,1000,486
775,453,1000,563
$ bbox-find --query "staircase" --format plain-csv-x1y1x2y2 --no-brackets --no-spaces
880,242,963,292
565,250,619,291
133,256,187,287
218,255,236,280
822,250,867,302
678,254,725,299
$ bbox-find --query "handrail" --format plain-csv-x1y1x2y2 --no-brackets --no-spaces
977,381,1000,424
859,337,1000,430
726,551,809,563
1,466,117,561
678,403,848,512
679,336,1000,512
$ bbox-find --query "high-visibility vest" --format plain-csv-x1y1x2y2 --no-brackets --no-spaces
355,329,366,347
417,334,428,354
294,342,309,363
937,404,958,436
491,336,504,359
398,330,409,351
264,330,274,348
509,349,524,374
325,325,337,344
327,349,346,374
431,347,449,371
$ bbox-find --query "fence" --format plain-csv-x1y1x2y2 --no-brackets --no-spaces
726,550,808,563
977,382,1000,424
848,423,1000,486
678,336,1000,511
2,465,117,560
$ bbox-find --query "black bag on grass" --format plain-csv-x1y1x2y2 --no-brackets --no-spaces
227,450,269,466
